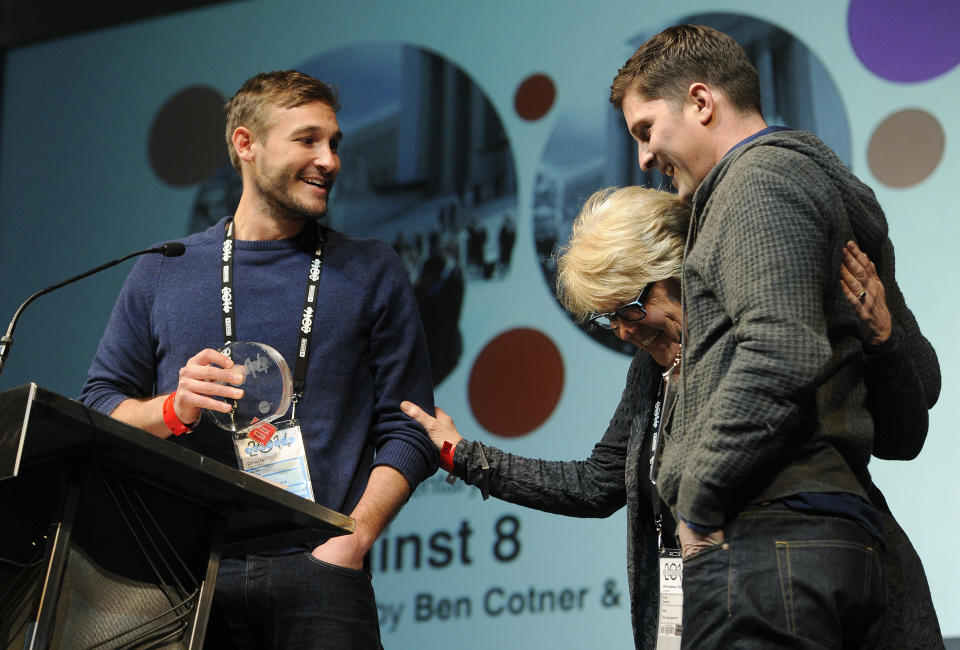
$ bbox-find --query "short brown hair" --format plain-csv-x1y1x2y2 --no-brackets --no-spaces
224,70,340,171
556,186,689,322
610,24,761,114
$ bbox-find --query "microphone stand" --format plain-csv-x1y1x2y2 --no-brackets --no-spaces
0,243,185,377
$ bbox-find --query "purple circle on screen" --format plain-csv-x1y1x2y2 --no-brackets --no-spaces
848,0,960,82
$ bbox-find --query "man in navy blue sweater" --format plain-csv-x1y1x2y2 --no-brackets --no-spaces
81,70,438,648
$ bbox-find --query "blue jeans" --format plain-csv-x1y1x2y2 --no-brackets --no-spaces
681,503,885,649
206,552,382,649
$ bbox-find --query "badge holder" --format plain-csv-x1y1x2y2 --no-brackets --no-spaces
206,341,315,501
657,544,683,650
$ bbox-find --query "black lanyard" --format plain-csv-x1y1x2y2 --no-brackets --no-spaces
650,351,681,549
220,219,324,413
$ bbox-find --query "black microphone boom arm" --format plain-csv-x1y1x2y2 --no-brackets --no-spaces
0,242,185,377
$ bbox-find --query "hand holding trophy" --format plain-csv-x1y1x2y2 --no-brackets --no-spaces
206,341,292,439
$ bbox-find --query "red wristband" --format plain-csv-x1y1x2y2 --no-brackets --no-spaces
440,440,456,473
162,391,195,436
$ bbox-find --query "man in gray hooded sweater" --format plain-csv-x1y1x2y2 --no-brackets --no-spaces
610,24,941,648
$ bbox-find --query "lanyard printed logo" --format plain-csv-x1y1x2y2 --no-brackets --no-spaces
301,306,314,334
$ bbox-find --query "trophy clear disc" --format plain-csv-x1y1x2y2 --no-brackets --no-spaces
206,341,293,436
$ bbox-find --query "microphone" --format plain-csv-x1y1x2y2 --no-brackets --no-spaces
0,242,186,376
158,242,186,257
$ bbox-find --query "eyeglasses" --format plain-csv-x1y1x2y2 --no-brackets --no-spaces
589,283,652,330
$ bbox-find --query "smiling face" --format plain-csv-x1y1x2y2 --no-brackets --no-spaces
621,90,716,204
605,278,683,366
247,100,342,223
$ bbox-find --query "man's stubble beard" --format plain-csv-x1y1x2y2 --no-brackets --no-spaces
253,162,330,224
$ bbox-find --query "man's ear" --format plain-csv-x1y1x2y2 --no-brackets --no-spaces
687,83,715,125
232,126,256,163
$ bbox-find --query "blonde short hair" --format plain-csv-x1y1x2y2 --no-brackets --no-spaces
556,186,689,322
224,70,339,172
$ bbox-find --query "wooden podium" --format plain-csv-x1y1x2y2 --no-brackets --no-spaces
0,383,354,649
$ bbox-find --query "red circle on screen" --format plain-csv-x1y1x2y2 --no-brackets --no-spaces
514,73,556,121
468,328,564,437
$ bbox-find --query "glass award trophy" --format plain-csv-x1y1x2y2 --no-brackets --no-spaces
206,341,292,438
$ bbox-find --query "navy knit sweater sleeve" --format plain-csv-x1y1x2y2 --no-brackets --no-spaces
80,217,438,514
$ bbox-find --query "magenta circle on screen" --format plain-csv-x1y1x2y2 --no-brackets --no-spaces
848,0,960,82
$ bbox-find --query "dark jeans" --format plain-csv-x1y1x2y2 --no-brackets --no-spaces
681,503,885,649
205,552,382,649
